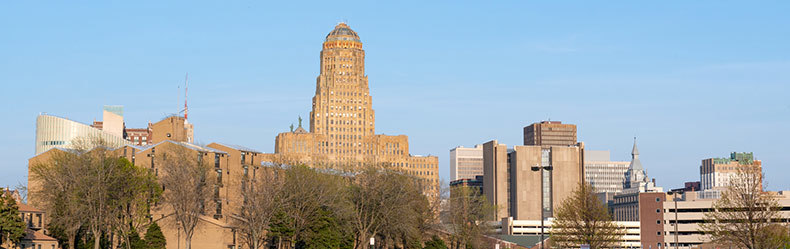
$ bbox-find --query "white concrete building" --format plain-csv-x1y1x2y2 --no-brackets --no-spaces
662,191,790,249
497,218,642,248
584,150,631,193
450,144,484,181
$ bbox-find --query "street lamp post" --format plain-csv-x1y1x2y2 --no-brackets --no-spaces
532,164,553,249
668,190,683,249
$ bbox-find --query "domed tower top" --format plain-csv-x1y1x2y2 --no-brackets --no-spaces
323,23,362,50
325,22,360,42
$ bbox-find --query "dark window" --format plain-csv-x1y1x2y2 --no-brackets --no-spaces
214,154,220,168
657,220,661,224
656,197,661,202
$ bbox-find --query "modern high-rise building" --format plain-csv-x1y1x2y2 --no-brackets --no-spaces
523,121,577,147
482,140,585,220
450,145,484,181
274,23,439,188
700,152,761,191
584,150,630,194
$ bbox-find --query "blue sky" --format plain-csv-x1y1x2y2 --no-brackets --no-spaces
1,1,788,190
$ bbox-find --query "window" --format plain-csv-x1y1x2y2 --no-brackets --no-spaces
656,197,661,202
656,208,661,213
657,220,661,224
657,231,661,236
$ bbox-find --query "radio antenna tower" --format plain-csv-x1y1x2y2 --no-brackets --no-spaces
184,73,189,120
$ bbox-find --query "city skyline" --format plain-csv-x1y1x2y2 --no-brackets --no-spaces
1,1,789,190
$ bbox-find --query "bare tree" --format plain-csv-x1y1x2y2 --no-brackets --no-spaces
278,165,346,248
446,185,495,249
550,183,624,249
234,166,286,249
699,166,787,249
159,146,216,249
376,173,430,249
30,145,88,249
347,166,425,249
80,146,126,249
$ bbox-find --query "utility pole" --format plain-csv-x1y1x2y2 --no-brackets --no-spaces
532,164,553,249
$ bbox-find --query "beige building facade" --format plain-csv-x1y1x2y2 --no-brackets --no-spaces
274,23,439,189
584,150,630,194
497,218,642,248
482,139,585,220
700,152,761,192
662,191,790,249
450,145,484,181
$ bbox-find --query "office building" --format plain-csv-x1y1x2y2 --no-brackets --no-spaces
450,145,484,181
670,181,701,193
483,139,584,220
273,23,438,189
584,150,630,194
700,152,761,191
523,121,577,147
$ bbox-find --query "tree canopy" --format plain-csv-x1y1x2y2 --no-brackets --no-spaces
551,183,623,249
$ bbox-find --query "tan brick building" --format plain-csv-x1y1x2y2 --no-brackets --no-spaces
523,121,577,148
274,23,439,190
700,152,761,192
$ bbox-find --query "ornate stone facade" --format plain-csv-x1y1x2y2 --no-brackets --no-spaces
274,23,439,189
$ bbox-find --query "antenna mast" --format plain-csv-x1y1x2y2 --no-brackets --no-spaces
184,73,188,120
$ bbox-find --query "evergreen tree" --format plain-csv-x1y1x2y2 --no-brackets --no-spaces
0,193,26,248
423,236,448,249
298,207,353,249
125,228,145,249
144,222,166,249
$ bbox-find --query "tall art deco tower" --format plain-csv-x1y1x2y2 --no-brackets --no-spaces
275,23,439,190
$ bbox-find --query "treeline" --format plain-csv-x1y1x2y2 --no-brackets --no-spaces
29,140,163,249
30,140,473,249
